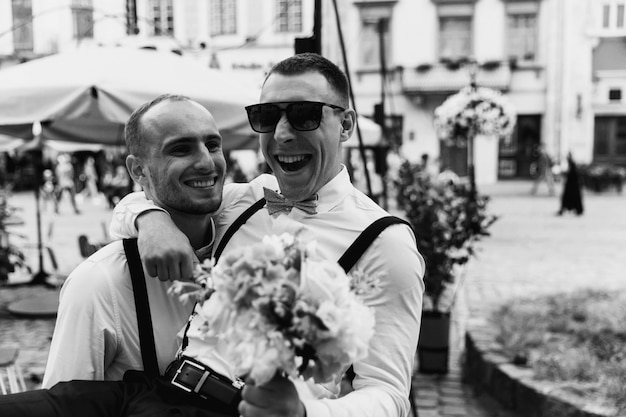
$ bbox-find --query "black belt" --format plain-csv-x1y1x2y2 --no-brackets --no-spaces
164,356,244,409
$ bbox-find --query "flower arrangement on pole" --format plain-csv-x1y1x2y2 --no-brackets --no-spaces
434,85,516,147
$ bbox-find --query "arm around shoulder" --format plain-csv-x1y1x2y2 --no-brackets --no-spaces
109,191,193,281
109,191,168,239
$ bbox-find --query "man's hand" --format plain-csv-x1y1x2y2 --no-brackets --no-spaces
136,211,195,281
239,374,306,417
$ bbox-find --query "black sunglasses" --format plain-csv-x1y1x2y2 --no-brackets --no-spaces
245,101,345,133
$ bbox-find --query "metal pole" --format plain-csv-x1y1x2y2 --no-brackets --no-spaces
331,0,373,197
468,60,478,199
378,19,387,125
30,147,50,286
377,18,389,209
313,0,322,54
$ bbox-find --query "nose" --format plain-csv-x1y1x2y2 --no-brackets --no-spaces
273,113,294,144
194,145,215,170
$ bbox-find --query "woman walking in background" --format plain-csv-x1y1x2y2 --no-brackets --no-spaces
558,152,584,216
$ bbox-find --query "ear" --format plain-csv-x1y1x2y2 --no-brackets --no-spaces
125,155,147,186
339,109,357,143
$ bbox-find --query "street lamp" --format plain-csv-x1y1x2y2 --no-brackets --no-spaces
465,57,479,199
29,122,51,287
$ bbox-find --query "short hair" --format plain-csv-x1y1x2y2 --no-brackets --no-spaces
264,53,350,107
124,93,190,157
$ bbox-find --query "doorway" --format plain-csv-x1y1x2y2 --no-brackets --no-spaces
498,115,542,179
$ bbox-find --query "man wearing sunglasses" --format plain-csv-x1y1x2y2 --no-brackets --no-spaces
109,53,425,417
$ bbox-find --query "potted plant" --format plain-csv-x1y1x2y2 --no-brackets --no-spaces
0,186,27,285
395,161,498,373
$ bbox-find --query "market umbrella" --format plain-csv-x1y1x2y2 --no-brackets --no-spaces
0,47,260,286
344,116,383,148
0,47,259,149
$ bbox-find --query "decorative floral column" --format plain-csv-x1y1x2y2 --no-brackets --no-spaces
433,85,516,193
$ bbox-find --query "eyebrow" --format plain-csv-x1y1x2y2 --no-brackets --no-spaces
162,134,222,147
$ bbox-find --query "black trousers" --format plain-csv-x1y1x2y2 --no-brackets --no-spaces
0,371,239,417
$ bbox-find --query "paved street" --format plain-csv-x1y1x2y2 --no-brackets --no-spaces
412,179,626,417
0,191,113,387
1,180,625,416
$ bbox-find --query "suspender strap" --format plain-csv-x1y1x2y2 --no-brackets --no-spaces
339,215,412,385
213,197,266,262
123,238,160,377
338,216,412,273
183,198,266,351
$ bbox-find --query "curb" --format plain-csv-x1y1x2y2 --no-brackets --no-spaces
463,324,620,417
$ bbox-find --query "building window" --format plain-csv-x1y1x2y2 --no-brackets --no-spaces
439,16,472,60
11,0,33,52
276,0,302,33
434,1,475,61
358,19,392,67
149,0,174,36
72,0,93,40
599,0,626,33
210,0,236,36
355,2,395,68
507,13,537,61
594,116,626,162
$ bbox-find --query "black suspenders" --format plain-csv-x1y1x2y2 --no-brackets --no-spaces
338,216,412,273
182,198,413,352
213,198,267,263
124,238,160,377
123,213,411,377
214,196,412,271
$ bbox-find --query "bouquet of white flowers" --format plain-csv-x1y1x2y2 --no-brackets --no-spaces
169,233,378,385
434,86,516,146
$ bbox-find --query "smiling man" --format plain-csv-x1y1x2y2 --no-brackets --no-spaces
42,94,226,388
110,54,425,417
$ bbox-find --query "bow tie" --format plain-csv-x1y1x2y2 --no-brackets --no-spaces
263,187,318,215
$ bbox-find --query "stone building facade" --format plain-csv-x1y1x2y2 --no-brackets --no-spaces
1,0,625,182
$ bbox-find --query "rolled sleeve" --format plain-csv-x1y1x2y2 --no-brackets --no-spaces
109,191,167,240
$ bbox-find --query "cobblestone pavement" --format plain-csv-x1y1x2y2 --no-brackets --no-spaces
1,181,625,415
1,191,113,390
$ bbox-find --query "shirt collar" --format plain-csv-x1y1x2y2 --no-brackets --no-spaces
314,165,352,214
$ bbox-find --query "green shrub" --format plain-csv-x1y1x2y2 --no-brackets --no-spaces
0,186,27,285
492,289,626,413
395,160,497,311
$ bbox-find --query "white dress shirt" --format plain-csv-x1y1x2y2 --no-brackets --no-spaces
110,167,425,417
42,240,200,387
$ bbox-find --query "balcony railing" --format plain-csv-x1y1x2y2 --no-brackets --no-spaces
400,61,512,95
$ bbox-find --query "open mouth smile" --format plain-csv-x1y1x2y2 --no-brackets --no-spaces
276,154,312,172
185,178,216,188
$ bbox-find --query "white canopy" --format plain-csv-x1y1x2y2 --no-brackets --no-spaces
0,47,259,151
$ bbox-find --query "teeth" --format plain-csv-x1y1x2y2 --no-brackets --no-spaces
187,179,215,188
277,155,306,164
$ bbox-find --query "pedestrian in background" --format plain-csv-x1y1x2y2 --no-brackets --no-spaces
558,152,584,216
102,164,131,209
530,142,555,196
80,156,100,201
54,153,80,214
40,168,58,213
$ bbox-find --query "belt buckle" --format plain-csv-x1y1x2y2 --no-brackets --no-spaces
171,359,207,393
